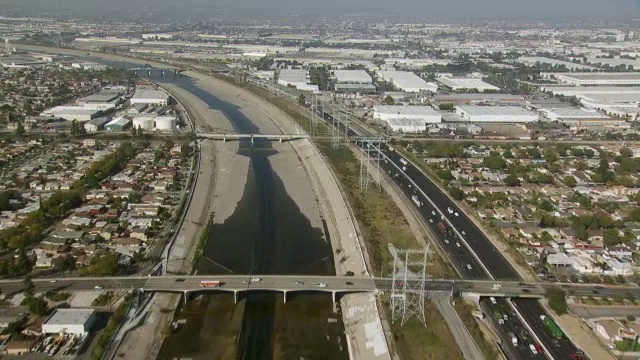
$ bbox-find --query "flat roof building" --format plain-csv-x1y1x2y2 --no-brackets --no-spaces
277,69,318,92
455,105,538,123
540,86,640,96
432,93,525,104
436,77,500,92
131,88,169,106
332,70,372,84
374,105,441,133
77,91,121,104
40,106,100,122
516,56,597,71
105,116,132,131
42,309,96,336
84,117,110,132
377,71,438,93
550,72,640,86
540,108,610,121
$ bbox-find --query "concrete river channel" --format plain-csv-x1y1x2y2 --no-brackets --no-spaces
129,71,348,359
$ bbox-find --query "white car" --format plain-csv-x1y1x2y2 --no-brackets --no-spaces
431,211,436,216
454,212,459,217
455,242,461,248
444,239,450,244
429,219,434,223
461,231,466,236
466,264,472,270
94,286,103,290
317,283,327,288
251,277,262,282
49,280,57,283
447,207,453,214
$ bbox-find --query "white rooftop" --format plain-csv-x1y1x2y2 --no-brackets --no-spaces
374,105,440,116
386,118,429,127
456,105,536,116
436,77,499,91
44,308,95,326
278,69,307,83
558,72,640,81
378,71,432,90
517,56,597,70
132,89,168,100
333,70,372,83
542,108,610,119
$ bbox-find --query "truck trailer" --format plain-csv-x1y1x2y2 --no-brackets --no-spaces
540,315,563,339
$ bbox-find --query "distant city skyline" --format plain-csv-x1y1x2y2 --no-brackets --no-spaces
0,0,639,21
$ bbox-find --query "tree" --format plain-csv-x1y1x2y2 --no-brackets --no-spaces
603,229,622,246
546,288,568,315
137,125,144,139
438,103,454,111
131,125,137,137
620,147,633,158
482,152,506,170
14,121,25,137
23,274,34,299
563,176,577,187
383,95,395,105
544,148,559,163
504,174,521,187
502,150,514,159
297,94,305,106
449,186,465,201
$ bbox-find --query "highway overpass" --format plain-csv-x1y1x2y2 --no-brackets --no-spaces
196,133,309,143
1,275,638,303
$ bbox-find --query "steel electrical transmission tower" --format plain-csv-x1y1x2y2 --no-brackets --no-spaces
390,246,431,326
358,138,384,192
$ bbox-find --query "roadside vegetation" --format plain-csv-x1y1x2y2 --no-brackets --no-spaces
192,217,213,268
546,288,568,315
454,301,501,360
91,294,130,360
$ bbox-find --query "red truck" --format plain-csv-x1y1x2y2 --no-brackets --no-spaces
437,221,447,233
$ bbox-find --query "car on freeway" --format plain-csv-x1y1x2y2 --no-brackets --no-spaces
447,207,453,214
49,280,57,283
295,281,304,285
429,219,434,223
466,264,472,270
595,285,604,289
518,282,527,286
346,282,354,285
242,280,249,284
522,288,531,293
251,277,262,282
461,231,466,236
454,212,459,217
94,286,103,290
175,278,186,282
431,211,436,216
317,283,327,288
455,242,461,248
444,239,450,244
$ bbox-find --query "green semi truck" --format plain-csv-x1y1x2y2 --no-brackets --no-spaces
540,315,563,339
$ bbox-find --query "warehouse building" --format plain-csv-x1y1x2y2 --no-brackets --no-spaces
77,91,121,105
578,93,640,110
377,71,438,93
432,94,525,105
549,73,640,86
105,116,131,131
540,108,610,122
540,86,640,96
40,106,101,122
516,56,597,71
42,309,96,336
84,117,110,132
436,77,500,92
130,88,169,106
374,105,441,133
277,69,319,92
455,105,538,123
331,69,375,93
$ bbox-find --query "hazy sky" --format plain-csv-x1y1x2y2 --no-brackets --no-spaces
1,0,639,20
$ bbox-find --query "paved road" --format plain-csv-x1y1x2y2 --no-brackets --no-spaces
431,291,485,360
569,305,640,319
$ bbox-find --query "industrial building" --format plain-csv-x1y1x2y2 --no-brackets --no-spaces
130,88,169,106
516,56,597,71
549,73,640,86
84,117,110,132
540,86,640,96
105,117,131,131
540,108,610,121
578,93,640,110
455,105,539,123
333,70,372,84
42,309,96,336
277,69,319,92
374,105,441,133
432,94,525,105
77,91,121,105
332,70,376,93
40,106,101,122
435,77,500,92
377,71,438,93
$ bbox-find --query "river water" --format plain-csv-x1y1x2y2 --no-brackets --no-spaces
138,73,349,360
